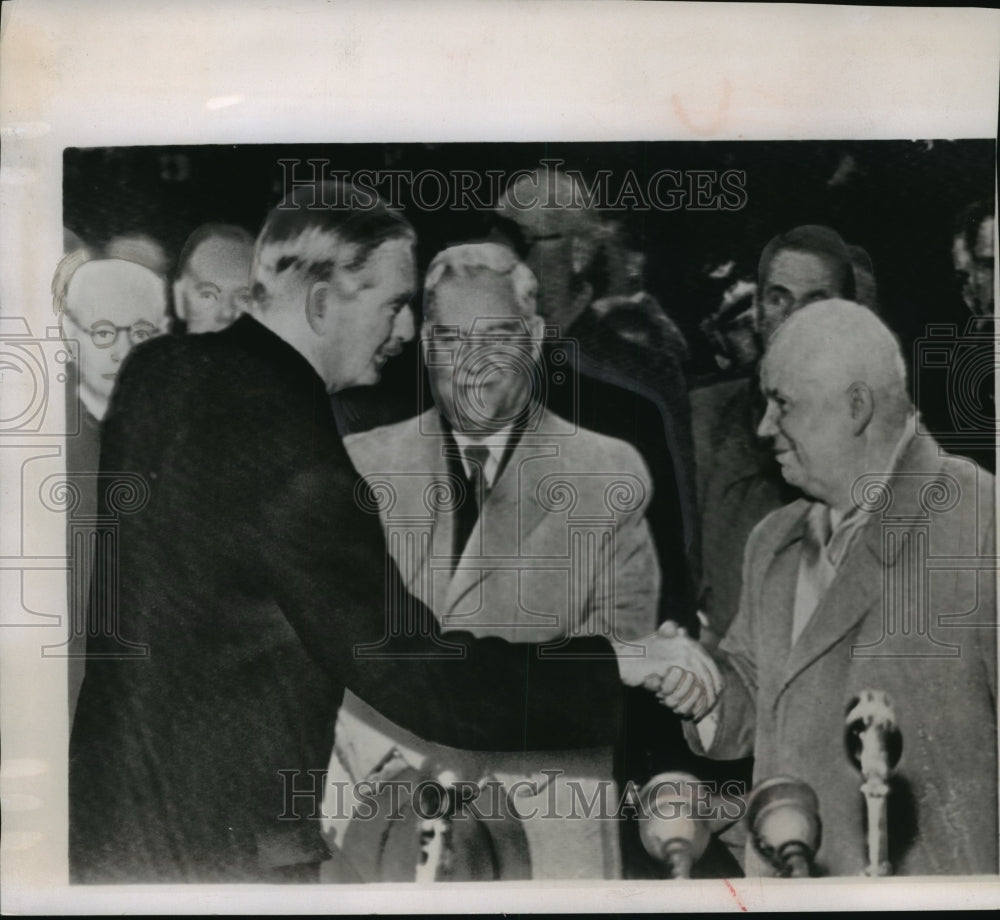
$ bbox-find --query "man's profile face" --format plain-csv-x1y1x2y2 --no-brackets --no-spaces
174,236,253,333
63,260,167,406
322,237,416,392
423,273,542,433
757,342,854,505
757,249,846,343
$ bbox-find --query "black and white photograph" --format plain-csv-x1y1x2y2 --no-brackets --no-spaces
1,1,998,914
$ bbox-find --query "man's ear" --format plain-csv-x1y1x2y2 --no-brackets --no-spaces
306,281,330,335
847,381,874,434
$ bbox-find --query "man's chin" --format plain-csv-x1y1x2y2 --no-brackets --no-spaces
777,464,802,488
351,365,383,389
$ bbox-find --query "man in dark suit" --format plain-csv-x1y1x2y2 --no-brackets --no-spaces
69,184,719,883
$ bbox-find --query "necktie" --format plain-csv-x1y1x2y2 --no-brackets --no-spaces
463,444,491,510
452,444,491,567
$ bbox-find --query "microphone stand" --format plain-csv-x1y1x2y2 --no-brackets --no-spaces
845,689,902,877
746,776,822,878
637,772,711,879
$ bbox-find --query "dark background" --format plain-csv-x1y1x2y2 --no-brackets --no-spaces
64,139,995,387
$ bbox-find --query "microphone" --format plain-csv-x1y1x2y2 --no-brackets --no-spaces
415,769,457,882
845,689,902,876
746,776,822,877
637,772,711,879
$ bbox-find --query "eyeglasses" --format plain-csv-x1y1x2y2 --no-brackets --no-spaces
63,310,162,349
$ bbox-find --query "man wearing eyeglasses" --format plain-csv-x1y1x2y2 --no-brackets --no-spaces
54,251,168,719
57,253,169,423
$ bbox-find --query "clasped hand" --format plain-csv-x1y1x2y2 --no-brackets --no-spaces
615,621,722,721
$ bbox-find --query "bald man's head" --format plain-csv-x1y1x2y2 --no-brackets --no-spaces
757,300,912,510
60,258,167,418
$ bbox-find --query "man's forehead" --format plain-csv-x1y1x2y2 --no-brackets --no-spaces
68,260,166,318
762,339,821,391
764,248,840,286
187,236,253,279
429,272,521,319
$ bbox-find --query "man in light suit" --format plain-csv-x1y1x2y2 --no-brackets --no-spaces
327,243,661,879
672,300,997,875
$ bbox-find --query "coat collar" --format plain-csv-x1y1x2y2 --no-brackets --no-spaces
768,431,949,701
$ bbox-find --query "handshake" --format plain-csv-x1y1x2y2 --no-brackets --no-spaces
614,621,722,721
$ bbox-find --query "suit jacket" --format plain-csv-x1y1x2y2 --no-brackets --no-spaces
64,379,102,723
686,434,998,876
326,409,658,879
69,315,624,883
344,408,659,644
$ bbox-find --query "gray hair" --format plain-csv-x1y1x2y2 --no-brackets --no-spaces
423,243,538,317
52,247,97,316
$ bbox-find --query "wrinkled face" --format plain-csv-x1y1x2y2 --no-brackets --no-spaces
321,237,416,392
758,250,847,343
63,260,167,406
422,273,542,433
174,236,253,333
757,343,853,504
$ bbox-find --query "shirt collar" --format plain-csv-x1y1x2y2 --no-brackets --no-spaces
452,426,514,484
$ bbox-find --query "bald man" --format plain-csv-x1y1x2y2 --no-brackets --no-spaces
54,254,168,719
172,223,255,334
692,225,860,645
677,301,997,876
58,256,168,422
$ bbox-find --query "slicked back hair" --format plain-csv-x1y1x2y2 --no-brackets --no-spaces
251,182,415,310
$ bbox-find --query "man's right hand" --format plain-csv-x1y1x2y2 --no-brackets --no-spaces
613,622,723,721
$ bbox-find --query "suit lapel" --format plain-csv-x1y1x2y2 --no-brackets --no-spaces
775,532,882,706
773,433,947,705
354,411,455,605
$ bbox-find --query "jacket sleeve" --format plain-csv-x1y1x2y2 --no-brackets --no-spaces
102,338,624,755
257,443,624,754
683,517,761,759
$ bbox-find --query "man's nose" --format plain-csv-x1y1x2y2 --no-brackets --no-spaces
110,329,131,362
392,305,416,344
757,402,778,440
